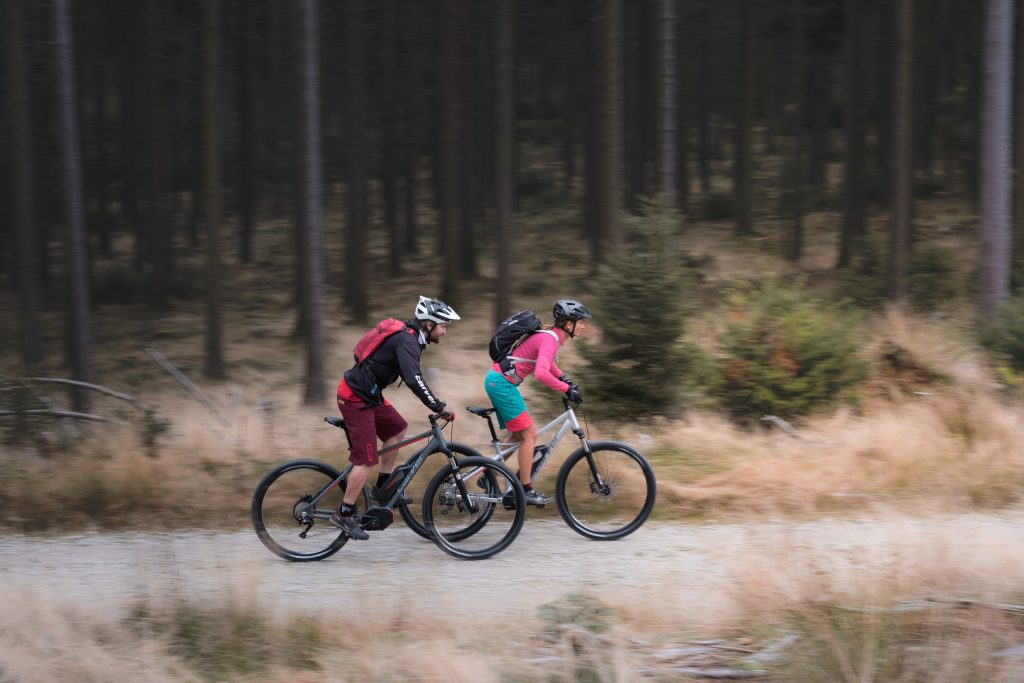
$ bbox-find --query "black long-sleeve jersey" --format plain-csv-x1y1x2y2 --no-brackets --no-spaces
343,319,445,412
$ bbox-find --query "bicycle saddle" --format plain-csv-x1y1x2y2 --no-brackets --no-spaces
466,406,496,418
323,416,346,429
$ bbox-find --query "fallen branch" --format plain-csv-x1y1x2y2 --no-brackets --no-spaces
19,378,152,411
761,415,800,438
0,409,114,423
143,348,231,427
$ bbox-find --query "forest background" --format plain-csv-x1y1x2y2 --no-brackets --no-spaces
3,0,1024,680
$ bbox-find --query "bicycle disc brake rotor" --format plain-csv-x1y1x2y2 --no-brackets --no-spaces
292,495,316,523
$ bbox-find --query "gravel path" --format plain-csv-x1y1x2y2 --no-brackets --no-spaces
2,513,1023,621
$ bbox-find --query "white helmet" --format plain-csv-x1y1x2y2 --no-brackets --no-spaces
414,295,461,324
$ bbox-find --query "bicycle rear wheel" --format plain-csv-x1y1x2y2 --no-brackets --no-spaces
555,442,656,540
251,459,370,562
397,442,482,540
422,456,526,559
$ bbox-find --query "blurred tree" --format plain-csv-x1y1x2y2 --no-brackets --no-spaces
344,0,369,323
588,0,623,261
783,0,806,262
694,0,712,197
380,0,401,278
838,0,867,268
495,0,514,323
203,0,226,380
440,0,461,306
889,0,914,301
5,0,43,369
458,1,479,279
1013,0,1024,286
978,0,1014,321
144,0,174,306
53,0,93,412
734,0,754,235
658,0,678,210
235,0,257,264
300,0,326,404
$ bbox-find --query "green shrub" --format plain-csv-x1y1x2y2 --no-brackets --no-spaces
713,281,867,419
906,242,957,311
838,236,958,313
980,295,1024,376
579,199,699,418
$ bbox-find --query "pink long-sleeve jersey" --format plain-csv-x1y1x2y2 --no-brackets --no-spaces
491,327,570,392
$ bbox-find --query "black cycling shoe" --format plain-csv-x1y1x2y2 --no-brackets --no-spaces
328,512,369,540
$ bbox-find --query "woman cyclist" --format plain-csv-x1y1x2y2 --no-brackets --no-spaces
483,299,591,505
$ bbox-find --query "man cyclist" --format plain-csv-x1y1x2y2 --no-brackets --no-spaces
330,295,459,539
483,299,591,505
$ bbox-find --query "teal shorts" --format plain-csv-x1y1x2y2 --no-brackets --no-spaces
484,369,532,431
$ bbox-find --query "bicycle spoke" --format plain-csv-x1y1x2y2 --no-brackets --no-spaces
556,443,656,540
423,457,525,559
252,461,369,562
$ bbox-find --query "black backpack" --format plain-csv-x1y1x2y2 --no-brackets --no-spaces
489,309,543,375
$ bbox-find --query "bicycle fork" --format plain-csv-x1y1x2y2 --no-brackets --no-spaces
442,450,481,515
577,433,610,495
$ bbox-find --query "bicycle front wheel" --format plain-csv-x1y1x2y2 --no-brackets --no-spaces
251,459,370,562
422,456,526,560
397,442,482,540
555,442,656,540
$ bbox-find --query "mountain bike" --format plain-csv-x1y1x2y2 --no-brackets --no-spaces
251,413,526,561
400,399,656,541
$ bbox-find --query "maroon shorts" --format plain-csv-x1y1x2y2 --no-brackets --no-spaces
337,398,408,467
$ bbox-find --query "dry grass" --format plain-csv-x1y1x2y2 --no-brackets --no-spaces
3,304,1024,530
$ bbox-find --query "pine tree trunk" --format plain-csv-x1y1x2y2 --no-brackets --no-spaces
53,0,93,412
658,0,677,210
300,0,326,404
734,0,754,235
838,0,867,268
203,0,226,380
593,0,623,257
382,0,401,278
6,0,44,368
696,0,711,196
888,0,914,301
344,0,368,323
979,0,1014,321
1013,0,1024,284
458,5,478,279
495,0,514,322
440,0,461,304
784,0,806,262
288,0,309,341
237,0,256,264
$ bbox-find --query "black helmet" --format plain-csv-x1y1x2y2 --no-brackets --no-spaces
415,295,461,324
552,299,592,323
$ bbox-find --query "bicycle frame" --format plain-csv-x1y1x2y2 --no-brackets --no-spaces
490,406,583,462
306,416,461,517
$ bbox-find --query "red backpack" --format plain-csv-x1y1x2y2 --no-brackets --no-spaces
352,319,411,364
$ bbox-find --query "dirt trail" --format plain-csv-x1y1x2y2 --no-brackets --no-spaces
2,514,1022,620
